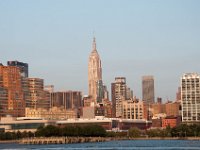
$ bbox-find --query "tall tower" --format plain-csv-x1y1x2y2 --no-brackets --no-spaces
181,73,200,123
88,37,102,102
142,76,155,104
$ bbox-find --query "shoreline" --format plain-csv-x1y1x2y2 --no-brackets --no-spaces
0,137,200,144
0,140,20,144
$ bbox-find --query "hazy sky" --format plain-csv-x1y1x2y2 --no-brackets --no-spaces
0,0,200,101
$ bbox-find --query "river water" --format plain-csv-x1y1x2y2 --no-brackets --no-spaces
1,140,200,150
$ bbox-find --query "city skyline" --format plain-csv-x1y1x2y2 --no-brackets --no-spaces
1,0,200,100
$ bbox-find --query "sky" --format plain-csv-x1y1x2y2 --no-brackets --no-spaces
0,0,200,101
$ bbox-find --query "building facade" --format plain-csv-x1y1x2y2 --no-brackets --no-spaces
126,87,133,99
7,60,28,78
111,77,127,118
0,66,25,117
50,91,82,110
165,101,181,117
122,98,144,120
25,107,77,120
162,116,181,128
181,73,200,123
96,80,104,103
88,37,102,103
44,85,54,93
0,87,8,118
142,76,155,104
28,78,50,109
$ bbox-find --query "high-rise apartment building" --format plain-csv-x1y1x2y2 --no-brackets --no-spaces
181,73,200,123
111,77,127,118
7,61,30,108
28,78,50,109
0,66,25,117
7,61,28,77
142,76,155,104
88,37,102,103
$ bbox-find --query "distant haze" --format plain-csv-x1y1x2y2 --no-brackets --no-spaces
0,0,200,101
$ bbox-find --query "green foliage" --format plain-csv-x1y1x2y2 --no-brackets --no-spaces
0,131,34,140
146,129,161,137
146,123,200,137
128,127,141,137
171,123,200,137
106,131,116,137
35,124,106,137
2,123,200,140
107,131,127,137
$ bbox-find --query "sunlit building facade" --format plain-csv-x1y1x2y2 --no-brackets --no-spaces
181,73,200,123
142,76,155,104
50,91,82,110
122,98,144,120
88,37,102,103
0,66,25,117
111,77,127,118
28,78,50,109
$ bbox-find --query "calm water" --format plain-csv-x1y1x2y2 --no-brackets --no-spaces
1,140,200,150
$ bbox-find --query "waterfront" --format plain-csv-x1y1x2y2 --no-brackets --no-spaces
1,140,200,150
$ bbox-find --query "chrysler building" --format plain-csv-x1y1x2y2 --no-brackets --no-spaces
88,37,102,102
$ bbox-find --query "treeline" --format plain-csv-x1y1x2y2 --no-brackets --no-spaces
35,124,107,137
0,131,34,140
0,124,107,140
128,124,200,138
1,123,200,140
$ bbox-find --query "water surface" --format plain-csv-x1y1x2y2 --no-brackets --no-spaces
1,140,200,150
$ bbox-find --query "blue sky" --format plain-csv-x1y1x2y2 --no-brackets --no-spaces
0,0,200,100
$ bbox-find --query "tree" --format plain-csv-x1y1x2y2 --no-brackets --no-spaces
128,127,141,137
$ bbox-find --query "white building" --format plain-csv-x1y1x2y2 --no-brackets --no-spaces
181,73,200,123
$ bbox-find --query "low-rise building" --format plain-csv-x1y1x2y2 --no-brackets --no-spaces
0,116,53,132
0,116,152,132
122,98,144,120
25,107,77,120
162,116,181,128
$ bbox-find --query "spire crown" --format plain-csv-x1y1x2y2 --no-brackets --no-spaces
92,37,97,51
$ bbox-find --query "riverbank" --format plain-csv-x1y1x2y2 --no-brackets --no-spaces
0,140,20,144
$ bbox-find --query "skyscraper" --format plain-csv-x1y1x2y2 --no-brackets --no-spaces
181,73,200,123
111,77,127,118
88,37,102,102
7,60,28,78
96,80,104,103
142,76,155,104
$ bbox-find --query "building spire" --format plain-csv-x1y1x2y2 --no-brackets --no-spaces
92,37,97,51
